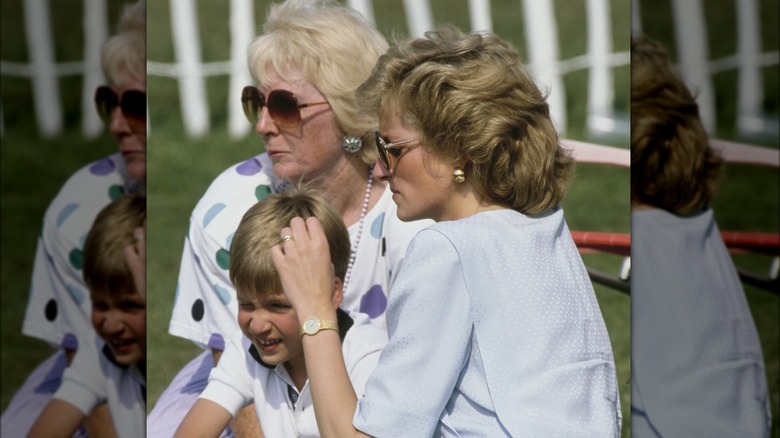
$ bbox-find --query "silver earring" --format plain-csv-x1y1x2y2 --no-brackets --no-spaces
341,134,363,153
453,168,466,183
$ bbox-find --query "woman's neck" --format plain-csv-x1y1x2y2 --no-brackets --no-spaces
317,161,386,227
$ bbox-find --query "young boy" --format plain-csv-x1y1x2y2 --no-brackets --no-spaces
175,189,387,437
28,194,147,437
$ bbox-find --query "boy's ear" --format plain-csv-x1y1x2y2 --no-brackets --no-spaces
331,275,343,310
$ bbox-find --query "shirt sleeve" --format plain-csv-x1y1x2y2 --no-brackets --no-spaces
342,317,387,398
198,330,255,416
168,156,278,350
354,229,473,437
52,340,106,415
23,155,127,349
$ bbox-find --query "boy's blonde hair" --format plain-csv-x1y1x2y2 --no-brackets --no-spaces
83,194,146,299
230,187,350,299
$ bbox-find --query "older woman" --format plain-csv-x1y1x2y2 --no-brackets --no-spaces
272,26,622,436
1,2,146,436
149,0,428,436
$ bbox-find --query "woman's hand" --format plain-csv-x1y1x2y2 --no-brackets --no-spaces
271,216,338,319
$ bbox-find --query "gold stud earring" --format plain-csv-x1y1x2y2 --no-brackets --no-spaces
453,168,466,183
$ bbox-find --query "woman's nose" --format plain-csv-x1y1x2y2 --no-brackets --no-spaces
255,105,277,136
373,160,392,180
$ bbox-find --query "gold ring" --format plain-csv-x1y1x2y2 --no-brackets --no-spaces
280,234,294,244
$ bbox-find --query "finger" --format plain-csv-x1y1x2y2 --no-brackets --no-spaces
289,217,309,241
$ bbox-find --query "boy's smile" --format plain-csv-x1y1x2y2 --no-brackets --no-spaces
91,291,146,366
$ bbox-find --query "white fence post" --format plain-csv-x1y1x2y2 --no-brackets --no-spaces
228,0,254,139
82,0,108,138
736,0,766,138
347,0,375,25
522,0,567,134
402,0,433,38
671,0,715,134
468,0,492,32
171,0,209,137
25,0,62,137
586,0,617,137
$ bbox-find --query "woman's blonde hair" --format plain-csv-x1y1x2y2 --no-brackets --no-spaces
358,26,573,215
631,34,722,215
248,0,389,166
230,186,350,299
101,0,146,86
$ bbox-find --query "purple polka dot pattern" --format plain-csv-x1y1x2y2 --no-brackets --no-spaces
359,284,387,318
89,158,116,176
236,158,262,176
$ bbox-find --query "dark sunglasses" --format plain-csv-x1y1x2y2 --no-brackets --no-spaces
241,86,330,128
94,86,146,131
374,131,420,172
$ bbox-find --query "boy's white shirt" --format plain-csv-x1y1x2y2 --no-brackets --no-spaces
199,313,386,437
53,337,146,438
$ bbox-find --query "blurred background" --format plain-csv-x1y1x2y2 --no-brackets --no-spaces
1,1,776,437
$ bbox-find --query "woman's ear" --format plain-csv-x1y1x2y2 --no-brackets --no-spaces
331,274,343,310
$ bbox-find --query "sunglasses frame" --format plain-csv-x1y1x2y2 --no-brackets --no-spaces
94,86,146,132
374,131,420,172
241,86,329,128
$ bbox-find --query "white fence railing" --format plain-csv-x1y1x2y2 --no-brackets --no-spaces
2,0,778,142
1,0,109,139
633,0,780,139
148,0,631,139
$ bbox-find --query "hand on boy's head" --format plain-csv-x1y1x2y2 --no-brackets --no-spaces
124,226,146,301
271,216,338,316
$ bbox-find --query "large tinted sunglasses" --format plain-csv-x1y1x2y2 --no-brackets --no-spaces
94,86,146,131
241,86,329,128
374,131,420,172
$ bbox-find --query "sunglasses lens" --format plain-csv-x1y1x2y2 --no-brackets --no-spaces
94,86,117,122
374,132,390,170
121,90,146,128
268,91,300,127
241,86,263,124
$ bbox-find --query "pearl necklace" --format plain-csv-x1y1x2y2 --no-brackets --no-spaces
343,170,373,294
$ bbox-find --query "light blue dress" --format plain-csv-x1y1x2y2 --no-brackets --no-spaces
631,208,771,437
354,208,621,437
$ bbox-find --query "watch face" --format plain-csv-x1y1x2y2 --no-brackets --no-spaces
304,318,319,333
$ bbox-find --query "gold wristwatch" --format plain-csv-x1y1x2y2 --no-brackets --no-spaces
300,317,338,337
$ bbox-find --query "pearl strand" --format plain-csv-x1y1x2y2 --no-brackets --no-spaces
342,169,373,294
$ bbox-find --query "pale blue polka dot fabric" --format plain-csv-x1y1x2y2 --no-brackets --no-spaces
23,152,142,349
168,152,430,350
355,208,622,437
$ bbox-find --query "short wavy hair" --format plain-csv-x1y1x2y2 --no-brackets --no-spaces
83,194,146,299
101,0,145,87
248,0,389,167
358,26,573,215
230,186,351,300
631,34,723,215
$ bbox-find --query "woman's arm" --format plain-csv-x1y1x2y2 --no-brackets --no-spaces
271,217,372,438
174,399,233,438
27,399,86,438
